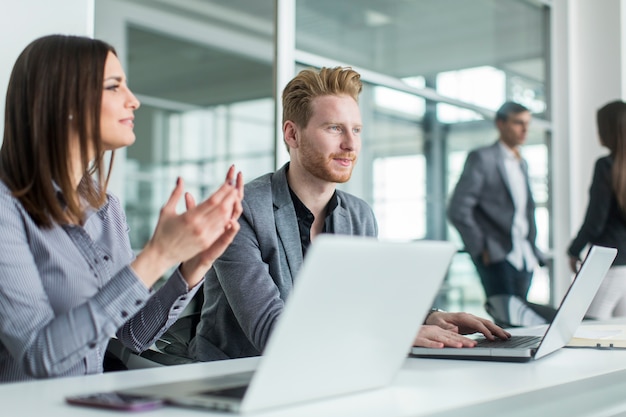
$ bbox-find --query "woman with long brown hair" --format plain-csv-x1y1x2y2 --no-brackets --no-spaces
0,34,243,382
568,100,626,318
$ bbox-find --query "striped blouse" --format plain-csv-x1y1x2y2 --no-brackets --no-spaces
0,181,199,383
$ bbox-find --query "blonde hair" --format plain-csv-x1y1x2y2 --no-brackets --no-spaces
282,66,362,129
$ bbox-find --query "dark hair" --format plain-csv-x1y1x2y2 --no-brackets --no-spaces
596,100,626,213
0,34,116,227
495,101,530,123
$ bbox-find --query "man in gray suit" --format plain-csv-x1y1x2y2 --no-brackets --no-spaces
190,67,509,361
448,102,545,300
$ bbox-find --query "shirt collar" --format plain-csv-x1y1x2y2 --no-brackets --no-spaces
288,187,339,220
52,180,101,223
498,140,520,160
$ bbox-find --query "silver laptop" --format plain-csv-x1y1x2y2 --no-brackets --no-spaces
411,245,617,362
120,235,457,413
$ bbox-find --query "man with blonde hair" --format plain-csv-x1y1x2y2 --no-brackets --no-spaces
190,67,508,361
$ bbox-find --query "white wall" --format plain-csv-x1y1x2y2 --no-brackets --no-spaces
552,0,626,300
0,0,93,135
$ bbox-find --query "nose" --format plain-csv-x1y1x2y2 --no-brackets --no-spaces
126,88,140,110
340,129,358,151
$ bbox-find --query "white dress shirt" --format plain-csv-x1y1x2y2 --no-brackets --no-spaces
499,141,537,272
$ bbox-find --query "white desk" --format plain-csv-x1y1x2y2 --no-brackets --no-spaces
3,344,626,417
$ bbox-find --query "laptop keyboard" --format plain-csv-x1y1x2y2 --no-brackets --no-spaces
474,335,542,349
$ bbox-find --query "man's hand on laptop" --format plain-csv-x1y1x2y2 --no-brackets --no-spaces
414,325,480,348
414,312,512,348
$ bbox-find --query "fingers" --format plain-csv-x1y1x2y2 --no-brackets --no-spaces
224,164,236,185
185,192,196,211
413,337,444,349
194,169,243,216
464,317,495,339
470,315,510,339
147,168,244,277
193,182,236,214
230,193,243,222
181,167,243,255
212,220,240,253
482,319,511,339
181,219,241,280
162,177,185,215
462,315,510,340
433,312,510,341
235,171,244,198
415,325,477,348
225,171,244,222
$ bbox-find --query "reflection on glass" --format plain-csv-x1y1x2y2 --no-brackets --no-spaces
373,87,424,120
124,25,274,250
511,75,547,116
99,0,552,314
125,100,274,250
436,66,506,123
373,155,426,240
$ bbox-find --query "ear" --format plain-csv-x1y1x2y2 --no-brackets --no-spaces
283,120,299,150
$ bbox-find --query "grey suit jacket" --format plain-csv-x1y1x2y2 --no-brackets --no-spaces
447,141,544,264
190,163,378,361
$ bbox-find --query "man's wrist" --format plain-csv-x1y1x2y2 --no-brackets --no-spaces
425,308,445,324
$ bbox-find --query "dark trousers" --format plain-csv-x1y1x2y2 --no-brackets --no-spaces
473,258,533,299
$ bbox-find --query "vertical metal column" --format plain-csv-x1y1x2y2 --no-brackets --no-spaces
273,0,296,170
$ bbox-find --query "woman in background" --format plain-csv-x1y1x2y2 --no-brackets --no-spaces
0,34,243,382
568,100,626,319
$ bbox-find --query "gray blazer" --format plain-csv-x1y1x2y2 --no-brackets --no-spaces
190,163,378,361
447,141,544,265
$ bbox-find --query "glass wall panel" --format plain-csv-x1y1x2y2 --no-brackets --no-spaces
95,0,550,315
296,0,551,312
96,2,275,251
296,0,547,89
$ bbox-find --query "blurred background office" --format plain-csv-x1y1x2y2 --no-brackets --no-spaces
0,0,622,317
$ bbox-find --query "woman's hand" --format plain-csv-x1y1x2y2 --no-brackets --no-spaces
131,166,244,288
180,167,244,287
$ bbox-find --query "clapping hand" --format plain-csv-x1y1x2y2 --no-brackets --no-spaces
180,167,244,286
132,165,244,288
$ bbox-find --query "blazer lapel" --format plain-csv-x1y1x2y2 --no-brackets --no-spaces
331,195,352,234
271,166,304,281
520,158,534,205
493,143,514,200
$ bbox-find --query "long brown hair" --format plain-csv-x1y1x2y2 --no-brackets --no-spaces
0,34,115,227
597,100,626,213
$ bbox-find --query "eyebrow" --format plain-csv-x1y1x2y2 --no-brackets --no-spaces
104,76,123,83
323,122,362,126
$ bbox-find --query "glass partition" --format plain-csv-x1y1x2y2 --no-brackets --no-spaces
96,3,276,250
96,0,551,314
295,0,547,89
